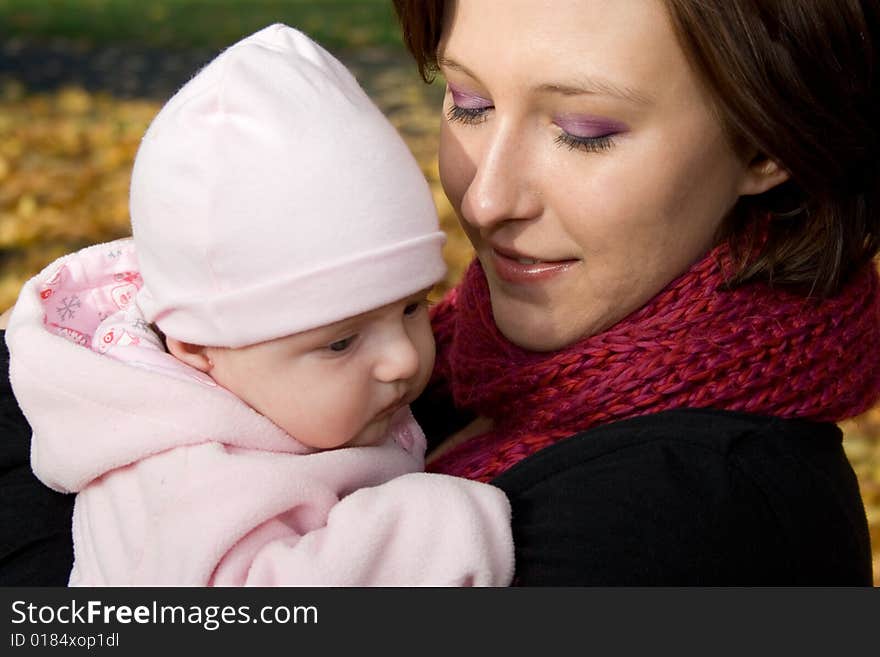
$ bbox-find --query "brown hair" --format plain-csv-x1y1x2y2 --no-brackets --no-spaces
392,0,880,296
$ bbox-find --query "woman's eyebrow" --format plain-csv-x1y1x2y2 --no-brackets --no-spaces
438,55,652,107
535,78,654,107
437,55,478,78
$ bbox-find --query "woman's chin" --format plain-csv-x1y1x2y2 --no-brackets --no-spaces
490,299,589,352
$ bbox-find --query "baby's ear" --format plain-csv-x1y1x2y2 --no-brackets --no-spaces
166,338,213,373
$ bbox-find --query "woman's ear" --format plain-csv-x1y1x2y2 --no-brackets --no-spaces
738,154,790,196
165,338,213,373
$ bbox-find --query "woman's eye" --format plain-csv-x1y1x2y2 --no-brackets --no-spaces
403,301,424,316
553,117,625,154
447,103,491,125
446,84,493,125
554,132,616,153
327,336,356,353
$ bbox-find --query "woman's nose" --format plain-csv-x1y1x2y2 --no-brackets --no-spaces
459,121,542,229
373,331,421,383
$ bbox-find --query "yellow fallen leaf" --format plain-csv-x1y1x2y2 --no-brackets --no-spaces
57,87,93,115
16,194,37,218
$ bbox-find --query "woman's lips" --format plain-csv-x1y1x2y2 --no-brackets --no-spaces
490,248,578,284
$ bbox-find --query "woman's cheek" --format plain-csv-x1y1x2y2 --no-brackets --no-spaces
438,120,475,215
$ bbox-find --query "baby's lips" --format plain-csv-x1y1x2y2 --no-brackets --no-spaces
395,424,415,451
387,406,411,449
388,406,426,454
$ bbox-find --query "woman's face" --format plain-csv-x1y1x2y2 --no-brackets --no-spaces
438,0,758,351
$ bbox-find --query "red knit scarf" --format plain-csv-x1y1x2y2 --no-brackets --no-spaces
426,245,880,482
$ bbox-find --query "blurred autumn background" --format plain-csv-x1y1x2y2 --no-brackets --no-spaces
1,0,878,584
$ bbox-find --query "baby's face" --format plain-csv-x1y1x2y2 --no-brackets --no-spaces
203,289,435,449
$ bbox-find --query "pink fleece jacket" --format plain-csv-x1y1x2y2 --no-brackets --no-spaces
6,239,514,586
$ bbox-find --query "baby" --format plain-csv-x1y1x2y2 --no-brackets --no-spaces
5,24,513,586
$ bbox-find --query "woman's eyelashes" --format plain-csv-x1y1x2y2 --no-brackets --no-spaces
554,132,616,153
446,83,624,153
447,104,491,124
446,84,493,124
553,115,626,153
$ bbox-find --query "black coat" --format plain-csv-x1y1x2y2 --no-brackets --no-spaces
1,334,872,585
414,399,873,585
493,409,871,584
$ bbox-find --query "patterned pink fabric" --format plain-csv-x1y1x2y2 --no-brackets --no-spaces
40,242,143,349
38,239,215,385
427,244,880,482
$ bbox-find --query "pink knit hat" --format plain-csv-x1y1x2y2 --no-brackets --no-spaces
130,24,446,347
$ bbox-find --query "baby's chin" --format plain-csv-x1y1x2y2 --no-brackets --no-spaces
279,413,392,451
334,415,393,450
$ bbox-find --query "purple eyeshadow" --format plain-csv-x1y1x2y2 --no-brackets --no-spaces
448,82,492,109
555,114,628,138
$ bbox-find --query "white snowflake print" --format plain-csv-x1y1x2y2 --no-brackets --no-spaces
57,295,81,321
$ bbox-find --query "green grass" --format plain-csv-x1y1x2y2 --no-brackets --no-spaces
0,0,403,51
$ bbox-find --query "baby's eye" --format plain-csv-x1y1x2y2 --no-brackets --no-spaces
327,336,356,353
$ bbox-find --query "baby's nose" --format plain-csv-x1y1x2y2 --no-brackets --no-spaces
373,333,420,383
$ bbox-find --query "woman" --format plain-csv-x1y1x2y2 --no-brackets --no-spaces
1,0,878,584
398,0,879,584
